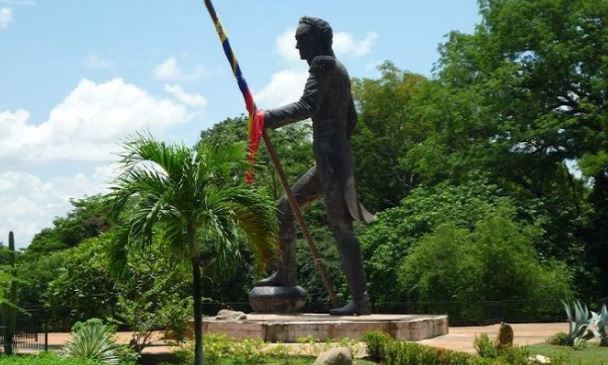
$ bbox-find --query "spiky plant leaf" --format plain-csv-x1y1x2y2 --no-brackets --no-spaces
62,319,120,364
562,300,593,348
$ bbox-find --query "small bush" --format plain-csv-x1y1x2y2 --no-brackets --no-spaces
473,334,530,365
474,334,500,358
499,346,530,365
547,332,569,346
363,331,393,361
383,340,472,365
174,334,266,365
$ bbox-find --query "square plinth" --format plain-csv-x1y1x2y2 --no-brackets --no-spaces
201,313,448,342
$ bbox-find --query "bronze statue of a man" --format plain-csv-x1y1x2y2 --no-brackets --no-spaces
253,16,372,315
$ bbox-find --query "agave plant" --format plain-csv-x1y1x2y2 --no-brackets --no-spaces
591,305,608,347
563,300,594,348
62,318,120,364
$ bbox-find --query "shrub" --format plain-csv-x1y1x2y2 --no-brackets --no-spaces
363,331,393,361
383,340,472,365
62,319,120,365
61,318,138,365
174,333,265,365
563,300,594,348
472,333,530,365
360,179,507,303
474,334,499,359
498,346,530,365
399,204,574,323
546,332,569,346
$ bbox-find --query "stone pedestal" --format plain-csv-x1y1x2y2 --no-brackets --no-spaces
248,286,307,314
200,313,449,342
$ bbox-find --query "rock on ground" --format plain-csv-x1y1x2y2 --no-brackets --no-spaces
529,354,551,364
215,309,247,321
313,347,353,365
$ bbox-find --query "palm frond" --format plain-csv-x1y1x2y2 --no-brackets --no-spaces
103,133,278,283
207,185,279,271
195,142,248,191
120,132,191,188
104,229,130,280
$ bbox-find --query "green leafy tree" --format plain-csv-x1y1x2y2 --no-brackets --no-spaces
351,63,428,211
360,177,507,303
44,237,118,329
392,0,606,296
102,134,278,365
16,195,112,319
400,205,574,322
109,233,191,351
27,196,109,255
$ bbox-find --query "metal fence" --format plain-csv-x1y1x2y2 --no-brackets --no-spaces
202,299,567,326
0,307,48,353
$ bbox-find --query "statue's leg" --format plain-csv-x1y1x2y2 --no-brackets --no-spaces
325,193,371,315
256,166,321,287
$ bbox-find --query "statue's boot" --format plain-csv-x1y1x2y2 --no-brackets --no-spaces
329,225,371,316
255,271,280,287
329,292,371,316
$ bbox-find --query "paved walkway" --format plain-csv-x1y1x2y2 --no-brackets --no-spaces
420,322,568,353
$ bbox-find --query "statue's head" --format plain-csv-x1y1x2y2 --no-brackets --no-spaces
296,16,333,61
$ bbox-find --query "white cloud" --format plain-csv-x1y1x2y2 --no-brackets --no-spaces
0,77,210,248
0,7,13,29
164,84,207,107
256,69,307,108
0,78,193,163
82,54,113,69
276,27,300,64
0,167,116,249
333,31,377,58
154,57,205,82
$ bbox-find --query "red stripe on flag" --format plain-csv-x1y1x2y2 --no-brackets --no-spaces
245,110,264,184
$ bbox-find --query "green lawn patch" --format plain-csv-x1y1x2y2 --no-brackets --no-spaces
0,353,103,365
527,344,608,365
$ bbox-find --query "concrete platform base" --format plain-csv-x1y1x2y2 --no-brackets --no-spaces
201,313,448,342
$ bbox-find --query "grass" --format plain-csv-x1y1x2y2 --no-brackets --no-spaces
527,343,608,365
0,353,103,365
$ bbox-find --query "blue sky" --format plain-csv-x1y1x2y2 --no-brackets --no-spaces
0,0,480,248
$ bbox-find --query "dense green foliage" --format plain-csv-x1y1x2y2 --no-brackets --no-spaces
360,179,507,303
400,205,573,322
7,0,607,330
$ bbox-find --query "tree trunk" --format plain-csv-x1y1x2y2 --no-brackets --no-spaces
192,257,204,365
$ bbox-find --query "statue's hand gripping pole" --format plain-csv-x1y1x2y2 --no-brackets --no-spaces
203,0,338,307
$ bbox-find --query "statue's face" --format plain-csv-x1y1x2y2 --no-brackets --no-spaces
295,23,316,60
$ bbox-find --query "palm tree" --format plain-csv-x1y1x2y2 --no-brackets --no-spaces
103,134,278,365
